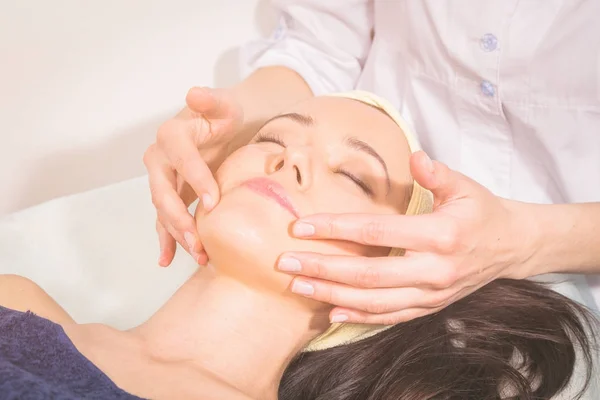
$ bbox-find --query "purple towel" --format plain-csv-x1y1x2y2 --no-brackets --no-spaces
0,305,145,399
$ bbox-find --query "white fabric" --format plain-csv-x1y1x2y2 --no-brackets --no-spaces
0,177,197,329
241,0,600,309
0,177,597,398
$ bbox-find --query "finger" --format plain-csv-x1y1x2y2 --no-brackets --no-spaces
333,280,484,325
156,122,220,211
159,216,208,266
185,87,241,123
177,178,198,209
144,149,202,254
409,150,436,192
289,278,449,314
410,151,472,206
193,248,208,266
278,252,459,289
291,212,442,250
329,306,443,325
329,278,493,325
156,220,176,267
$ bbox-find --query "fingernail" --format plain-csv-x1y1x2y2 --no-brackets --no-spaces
291,280,314,296
202,194,214,211
423,153,434,173
293,222,315,237
184,232,197,252
330,314,348,323
278,257,302,272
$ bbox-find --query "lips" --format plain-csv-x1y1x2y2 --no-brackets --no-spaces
242,177,299,218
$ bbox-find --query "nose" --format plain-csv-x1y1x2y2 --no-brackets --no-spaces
266,145,312,190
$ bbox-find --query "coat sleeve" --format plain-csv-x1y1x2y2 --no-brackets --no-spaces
240,0,374,95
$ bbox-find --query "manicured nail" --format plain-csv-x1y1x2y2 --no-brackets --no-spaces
202,194,214,211
330,314,348,323
278,257,302,272
293,222,315,237
184,232,197,252
291,280,314,296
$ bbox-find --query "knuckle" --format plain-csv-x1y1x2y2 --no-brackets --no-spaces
311,258,327,280
142,145,156,167
366,297,389,314
433,223,460,253
361,221,388,244
322,285,336,305
170,154,186,172
355,265,380,288
156,120,176,145
431,265,459,289
192,115,210,138
323,216,341,237
427,294,450,308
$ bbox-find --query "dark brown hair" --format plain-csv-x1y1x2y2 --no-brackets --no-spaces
279,279,598,399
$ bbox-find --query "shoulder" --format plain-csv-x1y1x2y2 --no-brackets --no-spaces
0,274,74,325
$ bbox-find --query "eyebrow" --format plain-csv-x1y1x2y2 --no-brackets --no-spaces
262,112,314,128
262,112,391,193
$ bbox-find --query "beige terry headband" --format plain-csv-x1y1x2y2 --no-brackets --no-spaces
303,90,434,352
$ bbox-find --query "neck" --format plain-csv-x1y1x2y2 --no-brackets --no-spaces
131,266,328,399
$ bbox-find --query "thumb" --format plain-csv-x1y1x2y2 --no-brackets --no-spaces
410,151,468,206
185,87,241,122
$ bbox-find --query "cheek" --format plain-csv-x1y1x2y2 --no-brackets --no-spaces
195,194,290,290
195,190,384,290
214,147,268,191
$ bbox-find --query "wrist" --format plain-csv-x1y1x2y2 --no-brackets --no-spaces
501,199,546,279
510,201,595,277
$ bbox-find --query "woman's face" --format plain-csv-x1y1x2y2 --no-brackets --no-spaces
196,96,413,294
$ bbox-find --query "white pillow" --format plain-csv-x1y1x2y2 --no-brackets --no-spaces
0,176,196,328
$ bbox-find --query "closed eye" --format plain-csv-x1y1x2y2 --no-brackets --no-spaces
254,132,286,147
334,168,374,197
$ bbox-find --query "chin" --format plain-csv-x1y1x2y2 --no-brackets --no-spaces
195,189,296,291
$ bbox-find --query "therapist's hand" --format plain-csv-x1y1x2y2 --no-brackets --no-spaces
144,87,242,267
278,151,536,324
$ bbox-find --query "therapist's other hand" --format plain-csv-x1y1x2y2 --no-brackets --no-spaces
279,151,534,324
144,87,243,267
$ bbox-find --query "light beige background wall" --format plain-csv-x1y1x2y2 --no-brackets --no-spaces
0,0,274,216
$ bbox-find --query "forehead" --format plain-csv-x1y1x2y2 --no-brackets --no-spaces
282,96,412,177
